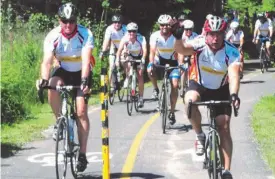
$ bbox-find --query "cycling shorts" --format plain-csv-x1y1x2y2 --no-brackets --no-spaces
187,80,232,117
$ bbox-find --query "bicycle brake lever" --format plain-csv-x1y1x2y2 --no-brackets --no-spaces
38,88,44,104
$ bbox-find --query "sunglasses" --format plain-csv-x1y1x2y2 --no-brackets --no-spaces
113,21,122,24
128,30,137,33
160,24,170,27
185,28,192,31
61,19,76,24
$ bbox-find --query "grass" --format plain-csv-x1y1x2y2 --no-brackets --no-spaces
252,95,275,174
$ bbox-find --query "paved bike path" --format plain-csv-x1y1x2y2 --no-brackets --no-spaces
1,62,275,179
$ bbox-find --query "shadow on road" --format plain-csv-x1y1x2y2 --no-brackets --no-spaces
241,80,265,84
164,123,210,135
1,143,35,158
78,172,164,179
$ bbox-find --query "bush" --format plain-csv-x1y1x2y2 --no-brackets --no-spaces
28,13,55,33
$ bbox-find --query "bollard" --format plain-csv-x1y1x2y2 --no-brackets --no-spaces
100,67,110,179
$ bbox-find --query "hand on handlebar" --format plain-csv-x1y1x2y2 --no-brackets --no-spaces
230,93,240,110
36,79,49,90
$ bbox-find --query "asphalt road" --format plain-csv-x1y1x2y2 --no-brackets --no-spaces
1,60,275,179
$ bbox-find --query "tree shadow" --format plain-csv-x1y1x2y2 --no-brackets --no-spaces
1,143,35,158
77,172,164,179
240,80,265,84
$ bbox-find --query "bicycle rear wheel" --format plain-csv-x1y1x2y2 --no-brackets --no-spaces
109,71,117,105
118,75,126,102
126,76,133,116
260,50,265,73
55,117,68,179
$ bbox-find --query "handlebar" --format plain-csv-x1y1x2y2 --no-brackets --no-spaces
120,59,142,63
38,85,80,104
154,64,186,72
187,99,238,119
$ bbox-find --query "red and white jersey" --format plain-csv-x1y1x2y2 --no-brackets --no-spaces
188,36,240,89
120,33,146,57
44,25,94,72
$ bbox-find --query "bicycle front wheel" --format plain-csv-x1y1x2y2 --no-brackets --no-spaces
161,84,168,134
209,132,218,179
260,50,265,73
126,76,133,116
55,117,68,179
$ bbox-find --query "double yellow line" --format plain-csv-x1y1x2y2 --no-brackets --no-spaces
121,113,160,178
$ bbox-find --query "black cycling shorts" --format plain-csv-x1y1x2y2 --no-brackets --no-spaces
187,80,232,117
156,56,178,80
51,67,92,87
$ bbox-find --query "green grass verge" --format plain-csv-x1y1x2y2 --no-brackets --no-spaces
252,95,275,174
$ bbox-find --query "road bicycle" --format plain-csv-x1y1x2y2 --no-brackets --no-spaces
120,55,142,116
158,64,185,134
38,85,81,179
259,36,270,73
187,100,238,179
180,55,191,101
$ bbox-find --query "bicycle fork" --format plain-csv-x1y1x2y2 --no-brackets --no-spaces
130,67,136,97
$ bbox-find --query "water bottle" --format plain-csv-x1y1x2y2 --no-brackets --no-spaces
68,116,74,142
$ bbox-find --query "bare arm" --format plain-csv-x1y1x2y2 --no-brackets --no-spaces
177,53,184,65
142,43,147,60
240,37,244,47
116,41,125,61
149,45,156,63
174,39,194,56
81,47,92,78
41,52,54,80
101,38,111,52
228,62,241,95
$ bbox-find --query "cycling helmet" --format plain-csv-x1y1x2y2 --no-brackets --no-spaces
126,22,138,31
178,14,186,21
257,12,265,18
203,15,227,33
183,20,194,29
58,3,77,20
230,21,239,30
158,14,172,24
112,14,122,22
206,14,213,20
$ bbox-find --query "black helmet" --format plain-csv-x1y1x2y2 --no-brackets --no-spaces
178,14,186,20
112,14,122,22
58,3,77,20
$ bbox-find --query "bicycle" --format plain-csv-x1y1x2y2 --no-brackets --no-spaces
157,64,185,134
180,55,191,100
101,52,126,105
259,36,270,73
120,55,142,116
187,100,238,179
38,85,81,179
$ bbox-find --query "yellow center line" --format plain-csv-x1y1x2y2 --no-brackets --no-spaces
121,113,160,178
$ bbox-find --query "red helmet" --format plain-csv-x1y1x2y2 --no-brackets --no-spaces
203,16,227,33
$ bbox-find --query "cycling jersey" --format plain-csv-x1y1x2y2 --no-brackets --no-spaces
44,25,94,72
120,33,146,57
188,36,240,89
255,18,273,37
226,30,244,45
149,30,176,61
104,24,127,49
182,32,198,42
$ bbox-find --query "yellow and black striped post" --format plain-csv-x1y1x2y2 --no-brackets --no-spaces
100,67,110,179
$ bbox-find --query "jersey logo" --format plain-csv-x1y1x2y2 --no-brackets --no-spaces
201,66,225,75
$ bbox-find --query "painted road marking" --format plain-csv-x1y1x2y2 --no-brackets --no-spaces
27,152,113,167
121,113,159,178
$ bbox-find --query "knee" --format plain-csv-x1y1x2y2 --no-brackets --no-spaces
171,80,179,89
216,115,231,134
77,109,87,120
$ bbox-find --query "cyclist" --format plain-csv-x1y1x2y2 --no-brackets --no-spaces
226,21,245,79
180,19,198,97
147,14,180,125
116,22,147,107
100,14,127,92
171,15,241,179
252,12,273,61
178,14,187,26
36,3,93,172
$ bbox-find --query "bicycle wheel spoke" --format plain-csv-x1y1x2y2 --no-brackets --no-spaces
126,76,133,116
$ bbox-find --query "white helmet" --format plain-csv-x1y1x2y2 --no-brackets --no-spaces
158,14,172,24
206,14,213,20
183,20,194,29
230,21,239,30
126,22,138,31
204,15,227,32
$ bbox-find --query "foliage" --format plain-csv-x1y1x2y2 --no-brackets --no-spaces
28,13,55,32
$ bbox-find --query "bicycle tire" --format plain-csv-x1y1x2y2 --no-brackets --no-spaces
126,76,133,116
109,88,115,105
210,132,218,179
55,117,68,179
134,77,140,112
118,74,126,102
70,120,80,178
162,83,168,134
260,50,265,73
264,51,269,72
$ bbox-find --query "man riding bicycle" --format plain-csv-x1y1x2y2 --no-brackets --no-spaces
147,14,181,125
253,12,273,61
116,22,147,108
180,19,198,97
100,14,127,92
172,15,241,179
226,21,245,78
36,3,93,172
